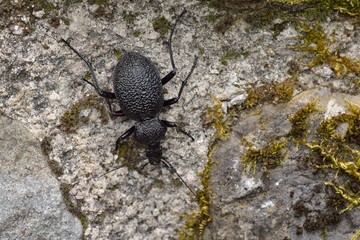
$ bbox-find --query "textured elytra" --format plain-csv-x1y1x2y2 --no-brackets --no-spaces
112,52,164,121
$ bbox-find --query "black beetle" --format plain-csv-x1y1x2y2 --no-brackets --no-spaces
62,9,197,196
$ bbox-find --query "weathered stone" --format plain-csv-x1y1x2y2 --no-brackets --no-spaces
208,89,360,240
0,115,82,239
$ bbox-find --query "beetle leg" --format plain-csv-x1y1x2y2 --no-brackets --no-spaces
105,99,124,116
163,56,198,107
113,126,135,153
161,120,194,141
81,77,116,99
62,38,117,100
161,69,176,85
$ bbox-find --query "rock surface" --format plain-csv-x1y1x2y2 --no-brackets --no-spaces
0,0,359,239
0,114,82,239
207,89,360,240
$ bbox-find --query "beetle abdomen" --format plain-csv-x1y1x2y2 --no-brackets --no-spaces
113,52,164,121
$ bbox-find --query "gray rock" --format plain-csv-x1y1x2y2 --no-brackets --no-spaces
0,114,82,240
207,89,360,240
0,0,359,239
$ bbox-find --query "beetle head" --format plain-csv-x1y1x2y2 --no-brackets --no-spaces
146,143,162,165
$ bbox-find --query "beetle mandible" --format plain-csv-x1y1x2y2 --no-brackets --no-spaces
62,9,198,195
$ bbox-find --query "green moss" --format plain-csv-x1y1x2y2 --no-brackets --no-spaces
178,141,216,240
288,97,319,140
152,16,169,36
294,22,360,78
114,49,122,60
115,138,143,170
133,30,141,37
202,96,235,140
199,47,205,56
89,0,108,5
60,183,88,235
242,138,288,174
297,100,360,239
171,178,183,188
41,136,65,177
179,97,237,239
317,100,360,142
33,0,56,12
146,179,165,193
214,15,235,34
353,228,360,240
270,0,360,16
123,11,137,24
242,75,297,109
220,48,250,65
220,49,241,66
203,14,219,23
268,0,312,4
60,94,109,133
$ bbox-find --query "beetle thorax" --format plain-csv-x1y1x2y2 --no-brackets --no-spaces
134,118,166,145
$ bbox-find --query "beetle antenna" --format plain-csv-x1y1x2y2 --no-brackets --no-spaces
168,9,187,70
61,38,105,97
161,157,197,198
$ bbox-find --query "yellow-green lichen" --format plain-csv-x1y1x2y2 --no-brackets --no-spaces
60,94,109,133
242,138,288,174
242,75,296,109
288,97,319,140
294,22,360,78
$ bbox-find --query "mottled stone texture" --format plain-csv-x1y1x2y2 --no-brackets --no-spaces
0,115,82,240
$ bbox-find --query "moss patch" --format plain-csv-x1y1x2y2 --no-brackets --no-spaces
60,94,109,134
242,75,297,109
294,22,360,78
285,99,360,238
153,16,169,36
60,183,88,237
202,96,235,140
288,97,319,140
220,49,241,66
242,138,288,174
179,97,236,239
115,138,143,171
178,141,216,240
270,0,360,16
